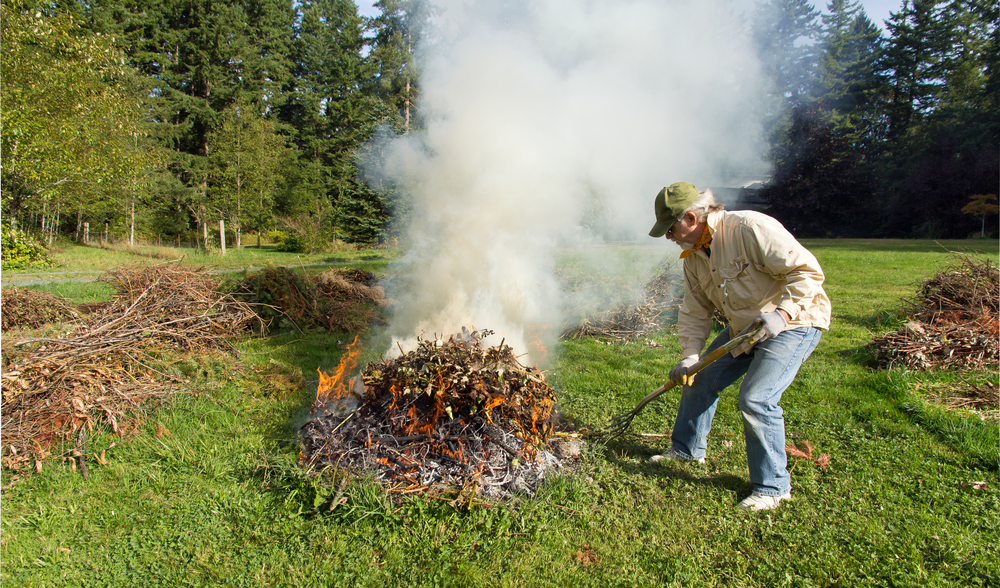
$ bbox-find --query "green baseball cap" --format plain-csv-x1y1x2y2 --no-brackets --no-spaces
648,182,699,238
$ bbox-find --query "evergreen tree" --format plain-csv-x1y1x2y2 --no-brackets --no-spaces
368,0,436,132
878,0,947,139
818,1,883,119
760,105,877,237
759,0,887,237
277,0,388,245
752,0,821,120
876,0,998,237
244,0,295,108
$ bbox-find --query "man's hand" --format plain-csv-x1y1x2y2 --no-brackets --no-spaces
669,355,699,387
753,310,788,343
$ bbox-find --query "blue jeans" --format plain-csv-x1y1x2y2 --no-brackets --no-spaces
670,326,822,496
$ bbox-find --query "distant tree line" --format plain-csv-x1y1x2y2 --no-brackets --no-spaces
1,0,429,249
754,0,998,238
1,0,996,247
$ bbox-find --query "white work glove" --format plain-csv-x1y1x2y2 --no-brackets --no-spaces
753,310,788,343
669,355,699,387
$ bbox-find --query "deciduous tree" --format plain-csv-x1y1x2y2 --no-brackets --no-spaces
0,0,152,241
208,101,286,248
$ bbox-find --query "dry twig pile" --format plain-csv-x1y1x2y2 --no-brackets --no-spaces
232,267,389,333
1,266,259,473
1,287,81,331
912,379,999,421
561,264,681,342
871,254,999,370
300,329,570,499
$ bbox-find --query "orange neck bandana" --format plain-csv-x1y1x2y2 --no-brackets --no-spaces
679,225,713,259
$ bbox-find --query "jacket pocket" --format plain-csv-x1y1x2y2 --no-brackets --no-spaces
718,257,760,310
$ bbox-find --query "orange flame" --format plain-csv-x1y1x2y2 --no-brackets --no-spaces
483,396,505,422
526,324,552,367
316,335,361,405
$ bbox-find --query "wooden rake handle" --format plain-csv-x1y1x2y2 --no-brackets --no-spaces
624,322,764,418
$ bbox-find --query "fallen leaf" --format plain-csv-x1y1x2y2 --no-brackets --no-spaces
155,423,171,438
574,544,600,566
972,481,987,490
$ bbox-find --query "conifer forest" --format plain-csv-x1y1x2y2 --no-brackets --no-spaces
1,0,997,248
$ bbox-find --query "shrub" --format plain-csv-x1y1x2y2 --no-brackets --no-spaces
276,234,308,253
1,223,53,269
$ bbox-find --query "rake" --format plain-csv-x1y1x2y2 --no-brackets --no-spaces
603,321,764,439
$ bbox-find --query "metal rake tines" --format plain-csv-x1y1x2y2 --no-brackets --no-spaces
604,410,639,439
599,322,764,439
602,382,670,438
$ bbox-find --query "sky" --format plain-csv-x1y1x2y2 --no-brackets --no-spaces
356,0,905,29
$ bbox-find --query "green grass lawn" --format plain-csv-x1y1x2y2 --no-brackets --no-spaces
1,239,998,587
1,241,400,285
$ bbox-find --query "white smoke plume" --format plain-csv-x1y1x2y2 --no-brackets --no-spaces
369,0,765,364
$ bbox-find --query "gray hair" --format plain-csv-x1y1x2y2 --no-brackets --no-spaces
681,188,725,222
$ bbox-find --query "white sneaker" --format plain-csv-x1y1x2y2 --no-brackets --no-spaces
649,447,705,464
738,490,791,511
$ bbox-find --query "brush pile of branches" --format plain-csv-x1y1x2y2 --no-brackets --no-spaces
561,263,681,342
232,267,389,332
300,329,572,499
1,266,260,474
1,287,82,331
871,254,999,370
912,379,999,420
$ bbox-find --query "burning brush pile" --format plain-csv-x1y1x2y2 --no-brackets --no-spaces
300,329,574,499
870,253,999,370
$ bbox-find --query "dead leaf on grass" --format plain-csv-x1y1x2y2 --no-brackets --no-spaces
575,544,600,566
786,440,831,471
155,422,171,438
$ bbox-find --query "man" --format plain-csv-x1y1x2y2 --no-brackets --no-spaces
647,182,831,511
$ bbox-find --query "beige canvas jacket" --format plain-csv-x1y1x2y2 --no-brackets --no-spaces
678,210,832,358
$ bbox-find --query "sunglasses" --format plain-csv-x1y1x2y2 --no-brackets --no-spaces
666,217,683,237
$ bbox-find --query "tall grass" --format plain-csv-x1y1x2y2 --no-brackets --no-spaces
1,239,998,587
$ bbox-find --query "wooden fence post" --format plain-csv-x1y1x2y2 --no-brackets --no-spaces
219,219,226,256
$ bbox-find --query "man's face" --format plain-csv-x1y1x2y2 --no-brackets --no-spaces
665,212,702,246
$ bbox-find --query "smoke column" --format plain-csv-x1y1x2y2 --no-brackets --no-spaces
370,0,765,363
